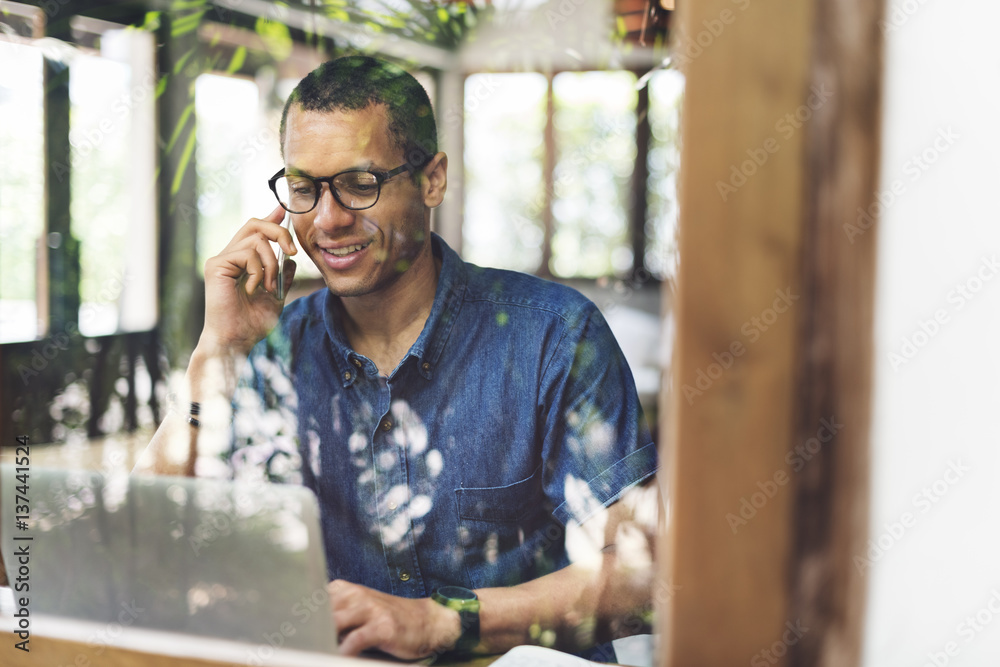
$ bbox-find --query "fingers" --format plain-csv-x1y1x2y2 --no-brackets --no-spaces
328,581,409,658
222,208,297,257
242,251,266,295
265,204,285,223
330,582,376,655
213,228,299,296
338,621,395,657
206,236,276,295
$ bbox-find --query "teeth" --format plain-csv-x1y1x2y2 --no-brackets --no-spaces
327,242,368,257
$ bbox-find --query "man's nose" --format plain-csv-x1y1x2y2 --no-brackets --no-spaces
311,183,356,232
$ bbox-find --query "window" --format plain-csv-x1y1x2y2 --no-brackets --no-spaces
462,72,548,273
462,68,683,280
0,12,157,342
0,39,45,343
70,24,157,336
645,68,684,281
551,71,637,278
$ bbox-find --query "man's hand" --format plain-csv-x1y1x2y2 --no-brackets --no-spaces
328,579,461,660
200,205,298,358
132,206,298,476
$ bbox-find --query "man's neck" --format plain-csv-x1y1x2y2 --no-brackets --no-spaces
339,245,441,376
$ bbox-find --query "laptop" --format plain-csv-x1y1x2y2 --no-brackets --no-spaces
0,464,337,654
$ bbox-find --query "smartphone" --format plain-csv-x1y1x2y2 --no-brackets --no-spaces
276,212,291,301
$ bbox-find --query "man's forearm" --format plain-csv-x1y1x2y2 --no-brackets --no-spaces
475,551,654,655
474,481,660,656
133,343,247,476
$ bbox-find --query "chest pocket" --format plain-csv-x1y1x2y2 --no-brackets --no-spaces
455,464,561,589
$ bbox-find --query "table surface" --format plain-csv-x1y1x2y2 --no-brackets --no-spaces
0,628,501,667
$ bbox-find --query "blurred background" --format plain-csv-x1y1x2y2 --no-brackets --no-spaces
1,0,998,665
0,0,676,453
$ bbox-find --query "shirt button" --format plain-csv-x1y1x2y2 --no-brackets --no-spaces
343,371,352,381
399,571,410,582
421,362,430,372
381,420,392,431
388,501,398,510
352,358,362,368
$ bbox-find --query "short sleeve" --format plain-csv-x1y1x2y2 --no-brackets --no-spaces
539,301,658,526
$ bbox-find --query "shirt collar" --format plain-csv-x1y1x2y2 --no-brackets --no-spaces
322,233,467,385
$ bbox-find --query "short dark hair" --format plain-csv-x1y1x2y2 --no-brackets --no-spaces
279,55,437,172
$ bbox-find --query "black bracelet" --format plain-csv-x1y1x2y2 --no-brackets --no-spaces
187,402,201,427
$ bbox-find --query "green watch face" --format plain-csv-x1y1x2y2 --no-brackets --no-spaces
437,586,477,601
433,586,480,613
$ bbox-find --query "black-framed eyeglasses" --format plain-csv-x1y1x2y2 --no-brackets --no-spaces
268,164,410,213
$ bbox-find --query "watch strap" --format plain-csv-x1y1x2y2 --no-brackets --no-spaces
432,587,480,654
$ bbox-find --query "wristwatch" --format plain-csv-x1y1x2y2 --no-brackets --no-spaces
431,586,480,654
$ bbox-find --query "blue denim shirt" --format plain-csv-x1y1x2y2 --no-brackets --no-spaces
228,234,657,597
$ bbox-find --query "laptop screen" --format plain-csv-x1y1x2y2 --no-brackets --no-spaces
0,464,337,654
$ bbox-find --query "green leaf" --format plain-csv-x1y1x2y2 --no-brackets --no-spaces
171,127,198,196
226,46,247,74
255,17,293,61
172,48,194,75
170,10,207,38
139,11,161,31
166,101,194,153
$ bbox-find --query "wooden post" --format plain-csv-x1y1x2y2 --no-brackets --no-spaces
156,11,204,367
657,0,883,664
786,0,883,664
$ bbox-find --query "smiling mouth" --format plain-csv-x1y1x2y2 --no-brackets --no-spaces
323,241,372,257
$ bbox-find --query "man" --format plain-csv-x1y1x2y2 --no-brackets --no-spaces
139,55,659,661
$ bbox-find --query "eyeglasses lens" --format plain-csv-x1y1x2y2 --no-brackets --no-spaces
274,175,317,214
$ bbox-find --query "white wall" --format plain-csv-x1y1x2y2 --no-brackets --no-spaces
863,1,1000,665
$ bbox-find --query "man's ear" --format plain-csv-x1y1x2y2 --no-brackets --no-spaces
420,152,448,208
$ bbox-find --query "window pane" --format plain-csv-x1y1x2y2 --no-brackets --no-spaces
646,69,684,280
195,73,287,277
552,71,637,278
70,52,131,336
70,28,157,336
463,73,547,273
0,42,44,343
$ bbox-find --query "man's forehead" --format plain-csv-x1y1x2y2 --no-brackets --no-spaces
285,103,392,147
